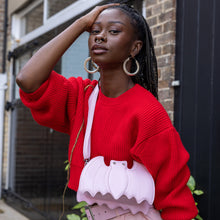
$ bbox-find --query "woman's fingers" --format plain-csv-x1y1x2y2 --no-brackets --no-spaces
83,3,120,31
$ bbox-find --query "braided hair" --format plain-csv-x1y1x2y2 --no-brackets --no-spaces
106,3,158,98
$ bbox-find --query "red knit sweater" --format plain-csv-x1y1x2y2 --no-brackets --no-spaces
20,71,198,220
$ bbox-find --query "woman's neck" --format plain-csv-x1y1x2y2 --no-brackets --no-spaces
99,68,135,98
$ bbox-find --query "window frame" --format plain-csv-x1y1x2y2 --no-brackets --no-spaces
11,0,105,49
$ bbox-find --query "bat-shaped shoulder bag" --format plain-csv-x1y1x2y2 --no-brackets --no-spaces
77,85,155,215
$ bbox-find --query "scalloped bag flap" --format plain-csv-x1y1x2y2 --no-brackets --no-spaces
77,157,155,215
108,160,128,200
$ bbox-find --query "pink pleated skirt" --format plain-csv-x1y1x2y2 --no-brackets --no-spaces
85,204,162,220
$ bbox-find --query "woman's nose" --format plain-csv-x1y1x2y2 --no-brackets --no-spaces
95,32,107,43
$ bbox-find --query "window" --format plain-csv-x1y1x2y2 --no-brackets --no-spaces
47,0,77,18
21,2,43,36
12,0,104,46
61,32,89,79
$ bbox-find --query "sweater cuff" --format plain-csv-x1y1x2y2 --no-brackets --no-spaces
19,75,50,103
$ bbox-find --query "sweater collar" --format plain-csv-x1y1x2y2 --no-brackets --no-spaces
98,84,140,106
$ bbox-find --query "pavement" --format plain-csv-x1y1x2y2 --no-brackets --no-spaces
0,199,29,220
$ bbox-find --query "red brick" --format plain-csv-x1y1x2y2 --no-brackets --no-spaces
146,0,157,7
156,32,175,46
160,99,174,112
152,4,163,15
157,55,172,68
162,44,175,55
164,0,175,11
158,10,175,22
158,79,170,89
146,8,152,17
164,21,176,33
158,88,170,100
147,16,157,26
152,25,163,36
154,46,162,56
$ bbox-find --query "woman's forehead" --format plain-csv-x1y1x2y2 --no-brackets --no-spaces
94,8,132,25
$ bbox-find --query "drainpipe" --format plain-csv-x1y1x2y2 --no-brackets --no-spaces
0,0,8,199
2,0,8,73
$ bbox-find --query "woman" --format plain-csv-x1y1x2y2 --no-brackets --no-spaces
16,3,198,220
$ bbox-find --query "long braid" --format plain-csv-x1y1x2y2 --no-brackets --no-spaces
107,3,158,98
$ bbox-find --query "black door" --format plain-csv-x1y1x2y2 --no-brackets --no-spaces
175,0,220,219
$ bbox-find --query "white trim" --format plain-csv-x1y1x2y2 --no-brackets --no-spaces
20,16,26,38
11,14,21,41
0,74,8,198
12,0,104,49
43,0,48,24
11,0,43,47
142,0,147,19
18,0,43,17
5,63,13,191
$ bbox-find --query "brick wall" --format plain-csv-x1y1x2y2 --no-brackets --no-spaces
144,0,176,122
0,0,6,189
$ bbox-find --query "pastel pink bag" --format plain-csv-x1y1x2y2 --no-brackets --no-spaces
77,85,155,215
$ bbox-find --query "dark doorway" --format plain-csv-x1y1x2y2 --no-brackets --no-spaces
174,0,220,219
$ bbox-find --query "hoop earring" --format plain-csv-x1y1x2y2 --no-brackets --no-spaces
84,57,99,74
123,57,140,76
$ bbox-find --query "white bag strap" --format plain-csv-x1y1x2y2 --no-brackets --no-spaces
83,84,99,162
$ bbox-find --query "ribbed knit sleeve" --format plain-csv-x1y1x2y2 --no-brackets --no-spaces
130,127,198,220
19,71,90,134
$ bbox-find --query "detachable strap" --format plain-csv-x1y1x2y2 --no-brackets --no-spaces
83,84,99,162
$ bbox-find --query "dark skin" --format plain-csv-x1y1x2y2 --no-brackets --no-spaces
16,4,142,98
89,9,142,97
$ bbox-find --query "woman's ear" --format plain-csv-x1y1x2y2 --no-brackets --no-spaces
130,40,143,57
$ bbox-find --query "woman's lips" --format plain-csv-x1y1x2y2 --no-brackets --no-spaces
92,45,108,54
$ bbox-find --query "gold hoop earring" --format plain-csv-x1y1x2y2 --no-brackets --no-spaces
84,57,99,74
123,57,140,76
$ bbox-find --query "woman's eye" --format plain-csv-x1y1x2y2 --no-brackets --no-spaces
109,30,121,34
90,30,100,34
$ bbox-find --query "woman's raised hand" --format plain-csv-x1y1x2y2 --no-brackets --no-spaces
81,3,120,32
16,3,119,93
